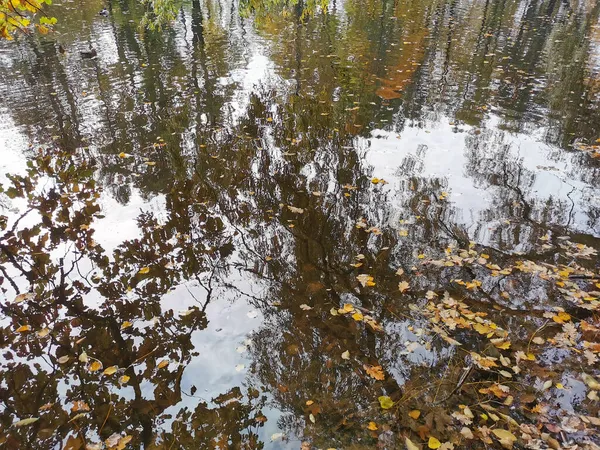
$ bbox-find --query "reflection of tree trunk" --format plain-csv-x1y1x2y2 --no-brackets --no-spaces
28,39,82,150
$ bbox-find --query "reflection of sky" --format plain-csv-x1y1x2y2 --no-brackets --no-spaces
363,114,600,246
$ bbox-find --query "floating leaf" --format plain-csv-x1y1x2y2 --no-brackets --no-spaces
460,427,474,439
352,311,364,321
287,205,304,214
120,321,132,330
378,396,394,409
356,274,376,287
71,401,90,412
300,304,312,310
88,361,103,372
405,437,420,450
428,437,441,449
79,352,88,363
363,364,385,380
14,293,34,303
341,350,350,360
37,328,50,338
103,366,118,376
157,359,169,369
138,267,150,274
398,281,410,293
367,421,378,431
119,375,130,384
408,409,421,419
57,355,70,364
491,429,517,448
309,413,316,423
16,325,31,333
13,417,39,427
552,311,571,323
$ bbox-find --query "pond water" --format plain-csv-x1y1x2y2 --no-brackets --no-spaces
0,0,600,448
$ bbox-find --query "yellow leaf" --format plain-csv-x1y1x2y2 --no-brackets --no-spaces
342,303,355,313
306,400,314,406
428,437,441,449
138,267,150,274
493,340,511,350
555,383,564,389
378,396,394,409
120,321,132,330
352,311,364,321
119,375,130,384
552,311,571,323
157,359,169,369
363,364,385,380
88,361,103,372
398,281,410,293
367,421,378,430
408,410,421,419
103,366,118,376
16,325,31,333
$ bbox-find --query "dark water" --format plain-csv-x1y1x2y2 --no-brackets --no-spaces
0,0,600,448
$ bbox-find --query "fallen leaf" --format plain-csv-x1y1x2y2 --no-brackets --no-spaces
71,401,90,413
37,328,50,338
88,361,103,372
409,410,421,420
352,311,364,321
16,325,31,333
428,436,441,449
341,350,350,360
120,321,132,330
492,429,517,448
460,427,474,439
287,205,304,214
405,437,420,450
367,421,378,430
363,364,385,380
378,396,394,409
398,281,410,293
13,417,39,427
138,267,150,274
58,355,70,364
119,375,130,384
300,304,313,310
103,366,118,376
14,293,35,303
357,274,376,287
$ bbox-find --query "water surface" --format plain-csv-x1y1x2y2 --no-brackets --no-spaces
0,0,599,448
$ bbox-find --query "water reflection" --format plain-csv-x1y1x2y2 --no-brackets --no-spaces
0,0,599,448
